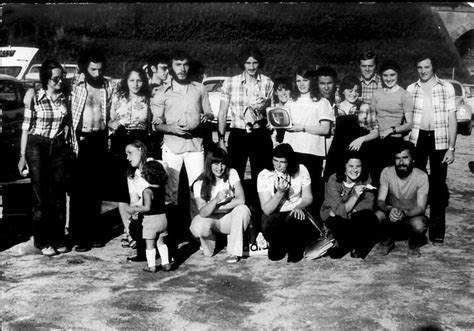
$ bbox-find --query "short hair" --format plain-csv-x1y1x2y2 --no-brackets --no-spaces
379,60,401,76
39,59,64,90
77,48,106,74
238,45,265,69
315,66,338,81
146,53,170,77
393,140,416,160
335,152,369,183
359,50,378,66
169,49,192,65
141,160,168,187
271,143,299,176
273,76,292,104
338,75,362,101
414,54,438,74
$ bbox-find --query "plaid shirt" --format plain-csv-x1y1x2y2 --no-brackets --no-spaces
22,89,70,139
359,74,382,105
407,76,456,150
220,72,274,129
70,74,114,154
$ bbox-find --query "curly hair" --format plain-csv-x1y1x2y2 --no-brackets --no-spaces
141,160,168,188
116,67,150,99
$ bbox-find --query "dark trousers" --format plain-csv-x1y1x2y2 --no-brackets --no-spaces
26,134,68,249
262,211,316,259
227,128,273,182
325,210,379,258
380,214,428,248
69,130,108,246
294,152,324,217
414,130,448,241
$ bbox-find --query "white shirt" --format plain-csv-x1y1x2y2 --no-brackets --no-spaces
193,168,241,201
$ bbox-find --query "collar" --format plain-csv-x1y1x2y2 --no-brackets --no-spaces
360,74,380,85
37,88,65,101
75,72,109,89
414,75,442,88
240,72,262,84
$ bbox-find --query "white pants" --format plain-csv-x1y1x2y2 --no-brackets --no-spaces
162,144,204,205
190,205,251,257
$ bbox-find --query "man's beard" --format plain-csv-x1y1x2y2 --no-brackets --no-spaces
395,163,413,178
84,72,104,88
170,69,189,84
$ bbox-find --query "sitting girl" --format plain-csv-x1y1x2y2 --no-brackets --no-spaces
127,159,171,273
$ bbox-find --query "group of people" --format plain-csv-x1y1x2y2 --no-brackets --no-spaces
17,45,457,272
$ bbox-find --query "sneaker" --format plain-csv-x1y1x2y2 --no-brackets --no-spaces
41,246,59,256
407,246,421,258
377,240,395,256
75,245,91,253
56,246,71,254
226,255,240,264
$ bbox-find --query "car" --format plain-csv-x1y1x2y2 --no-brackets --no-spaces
0,74,26,181
202,76,229,124
24,63,79,81
0,46,39,81
447,79,473,136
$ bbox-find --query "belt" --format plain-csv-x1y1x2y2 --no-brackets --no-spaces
77,129,106,137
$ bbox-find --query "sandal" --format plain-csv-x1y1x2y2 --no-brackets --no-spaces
143,265,157,273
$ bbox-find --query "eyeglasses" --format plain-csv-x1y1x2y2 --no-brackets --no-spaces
157,65,169,71
50,75,64,84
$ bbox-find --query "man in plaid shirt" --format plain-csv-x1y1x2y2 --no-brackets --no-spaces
358,51,382,105
406,55,457,245
69,48,114,252
217,45,274,182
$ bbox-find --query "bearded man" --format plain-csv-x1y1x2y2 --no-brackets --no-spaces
376,141,429,258
69,47,114,252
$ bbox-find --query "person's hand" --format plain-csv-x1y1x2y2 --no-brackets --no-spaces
290,208,306,220
275,175,290,193
108,120,121,131
379,128,393,139
286,124,304,133
349,136,365,151
352,185,366,198
152,117,163,126
124,205,134,214
169,122,190,136
217,139,227,152
18,156,28,177
389,207,405,223
216,190,232,204
201,113,214,123
442,149,455,165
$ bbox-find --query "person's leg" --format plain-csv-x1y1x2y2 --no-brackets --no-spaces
227,129,249,181
405,215,428,248
350,210,380,258
249,129,273,181
144,238,157,272
161,144,184,206
286,213,309,262
184,150,205,221
118,202,132,246
189,214,218,257
261,212,289,261
213,205,251,257
428,149,448,243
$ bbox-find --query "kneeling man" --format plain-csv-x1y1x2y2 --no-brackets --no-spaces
376,141,429,257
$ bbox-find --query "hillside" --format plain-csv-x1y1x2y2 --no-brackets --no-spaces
1,3,470,84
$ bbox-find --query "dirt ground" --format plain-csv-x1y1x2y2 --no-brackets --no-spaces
0,134,473,330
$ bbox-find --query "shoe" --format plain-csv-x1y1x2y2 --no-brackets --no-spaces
143,265,158,273
268,245,286,261
350,249,361,259
430,238,444,246
92,241,105,248
161,263,172,271
129,240,137,249
75,245,91,253
226,255,240,264
56,246,71,254
377,240,395,256
287,250,304,263
407,246,421,258
121,237,130,248
41,246,59,256
127,255,147,262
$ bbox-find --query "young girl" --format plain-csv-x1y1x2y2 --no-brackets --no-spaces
126,159,171,273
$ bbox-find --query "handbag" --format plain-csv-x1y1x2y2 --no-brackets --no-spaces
304,211,335,260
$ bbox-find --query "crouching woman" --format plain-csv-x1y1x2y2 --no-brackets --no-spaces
190,147,251,264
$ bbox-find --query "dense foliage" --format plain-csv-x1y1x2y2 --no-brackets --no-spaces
1,3,470,83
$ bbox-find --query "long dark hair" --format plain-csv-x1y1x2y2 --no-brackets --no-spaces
269,143,299,177
126,140,148,179
39,59,64,90
198,147,230,202
291,66,320,101
117,67,150,99
335,152,369,183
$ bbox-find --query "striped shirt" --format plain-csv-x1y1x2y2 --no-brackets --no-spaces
359,74,382,105
220,72,274,129
70,73,114,154
407,76,456,150
22,89,70,139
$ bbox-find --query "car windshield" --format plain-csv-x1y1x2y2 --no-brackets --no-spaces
452,83,462,97
29,65,40,73
0,67,22,78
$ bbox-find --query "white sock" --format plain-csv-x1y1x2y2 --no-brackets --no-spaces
145,249,156,267
157,244,169,265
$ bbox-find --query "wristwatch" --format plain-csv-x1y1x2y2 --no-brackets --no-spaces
448,146,455,152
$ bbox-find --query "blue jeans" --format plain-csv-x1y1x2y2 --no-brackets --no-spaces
26,134,68,249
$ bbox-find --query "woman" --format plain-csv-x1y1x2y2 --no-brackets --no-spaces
270,76,292,146
190,147,251,264
107,67,152,248
257,143,314,263
17,59,71,256
283,66,334,213
324,75,379,182
320,154,379,259
371,60,413,170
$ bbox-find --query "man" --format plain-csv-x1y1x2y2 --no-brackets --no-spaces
376,141,429,257
406,55,457,245
70,48,114,252
146,53,170,159
315,66,338,107
358,51,382,105
217,45,274,182
152,50,213,242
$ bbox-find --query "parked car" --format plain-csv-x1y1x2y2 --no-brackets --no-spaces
0,46,39,81
202,76,229,125
0,74,26,181
24,63,79,81
447,79,473,136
